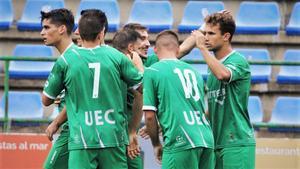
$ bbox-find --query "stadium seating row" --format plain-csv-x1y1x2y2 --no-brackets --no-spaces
2,44,300,84
0,91,299,126
0,0,299,35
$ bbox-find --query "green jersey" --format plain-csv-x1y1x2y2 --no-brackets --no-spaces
207,51,255,149
126,54,159,120
143,59,214,153
43,45,142,150
56,43,77,112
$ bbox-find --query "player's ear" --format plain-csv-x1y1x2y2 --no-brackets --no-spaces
58,25,67,35
97,28,105,42
223,32,231,42
154,46,158,55
127,43,134,53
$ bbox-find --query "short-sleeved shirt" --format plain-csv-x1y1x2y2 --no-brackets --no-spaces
126,54,159,120
206,51,255,149
43,45,142,150
143,59,214,153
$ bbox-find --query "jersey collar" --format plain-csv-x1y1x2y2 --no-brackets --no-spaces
220,50,235,63
61,42,74,56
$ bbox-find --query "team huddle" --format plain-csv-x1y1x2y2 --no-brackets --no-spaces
40,8,255,169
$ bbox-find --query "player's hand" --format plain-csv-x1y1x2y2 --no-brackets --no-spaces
127,51,144,72
138,126,150,139
45,121,59,141
191,30,207,50
127,132,141,159
154,144,163,164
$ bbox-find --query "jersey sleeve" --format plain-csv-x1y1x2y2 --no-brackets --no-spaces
120,53,143,90
142,68,158,112
224,58,250,83
43,58,66,99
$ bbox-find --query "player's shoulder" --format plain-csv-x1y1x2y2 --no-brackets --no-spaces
225,51,249,66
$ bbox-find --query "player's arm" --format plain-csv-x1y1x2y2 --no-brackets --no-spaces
192,30,231,81
42,59,66,106
145,110,162,163
177,35,196,59
42,95,54,106
127,51,144,73
45,107,67,141
127,89,143,159
120,52,143,93
129,90,143,133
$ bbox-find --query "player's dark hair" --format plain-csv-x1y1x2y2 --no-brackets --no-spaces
205,12,236,42
112,29,142,52
79,10,107,41
123,23,148,31
80,9,108,35
41,8,74,35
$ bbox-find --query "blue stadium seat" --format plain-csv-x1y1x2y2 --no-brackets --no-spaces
236,48,271,83
286,2,300,35
128,1,173,33
75,0,120,32
236,1,280,34
178,1,224,33
181,48,208,81
248,96,263,123
270,97,300,126
277,50,300,84
17,0,64,31
0,0,13,30
9,44,54,79
0,91,43,119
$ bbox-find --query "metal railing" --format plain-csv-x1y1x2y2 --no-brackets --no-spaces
0,56,300,132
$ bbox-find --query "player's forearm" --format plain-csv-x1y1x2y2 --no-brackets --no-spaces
128,91,143,133
52,107,67,127
199,48,231,81
145,111,160,147
178,35,196,59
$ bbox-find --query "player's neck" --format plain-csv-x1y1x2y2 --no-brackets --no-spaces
82,40,101,48
214,44,233,60
157,51,177,60
56,37,73,54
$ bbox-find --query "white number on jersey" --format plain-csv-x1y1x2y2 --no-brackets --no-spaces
88,63,100,98
174,68,200,101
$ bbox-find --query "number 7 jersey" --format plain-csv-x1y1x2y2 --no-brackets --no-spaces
143,59,214,153
43,45,142,150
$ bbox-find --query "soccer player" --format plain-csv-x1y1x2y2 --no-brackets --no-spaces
112,29,145,169
143,30,215,169
74,9,109,46
40,8,76,169
192,12,256,169
42,10,143,169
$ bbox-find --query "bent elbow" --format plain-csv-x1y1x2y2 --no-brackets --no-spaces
215,71,231,81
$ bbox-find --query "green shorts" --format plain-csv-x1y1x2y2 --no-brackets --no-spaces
215,145,256,169
43,124,69,169
127,154,143,169
69,145,127,169
162,147,215,169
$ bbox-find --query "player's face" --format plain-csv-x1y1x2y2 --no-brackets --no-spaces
203,24,224,52
40,19,62,46
132,38,143,52
135,29,150,57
